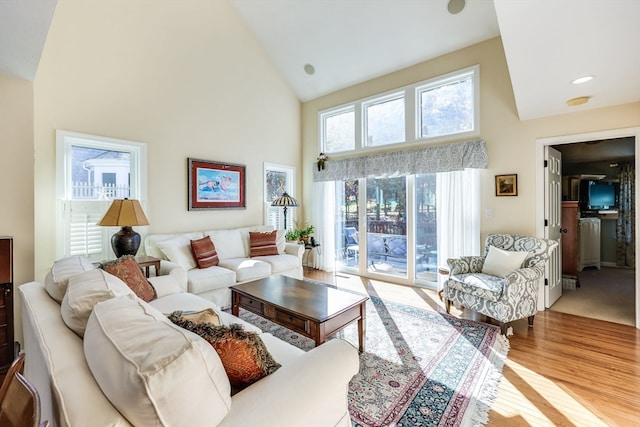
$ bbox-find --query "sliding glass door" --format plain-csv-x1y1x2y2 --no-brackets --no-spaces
334,174,438,287
366,177,407,277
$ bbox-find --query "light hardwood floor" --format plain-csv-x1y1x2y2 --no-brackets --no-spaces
305,270,640,427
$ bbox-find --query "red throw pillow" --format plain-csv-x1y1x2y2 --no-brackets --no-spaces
190,236,219,268
249,231,278,257
168,315,280,393
101,256,156,302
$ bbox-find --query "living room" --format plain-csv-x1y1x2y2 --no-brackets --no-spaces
0,0,639,425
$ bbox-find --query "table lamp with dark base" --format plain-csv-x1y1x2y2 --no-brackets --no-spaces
97,198,149,258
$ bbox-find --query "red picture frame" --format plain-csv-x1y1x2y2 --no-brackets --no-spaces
188,158,246,210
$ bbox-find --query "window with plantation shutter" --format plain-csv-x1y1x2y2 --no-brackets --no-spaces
56,131,147,261
264,163,296,231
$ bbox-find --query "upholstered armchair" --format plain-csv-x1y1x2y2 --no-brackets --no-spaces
443,234,558,335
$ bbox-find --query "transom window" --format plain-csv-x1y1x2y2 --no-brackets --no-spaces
320,65,479,154
363,93,405,147
321,107,355,153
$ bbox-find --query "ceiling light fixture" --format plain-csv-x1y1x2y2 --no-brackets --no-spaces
572,75,594,85
447,0,466,14
304,64,315,75
566,96,591,107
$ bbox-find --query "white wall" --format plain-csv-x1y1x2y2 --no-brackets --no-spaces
33,0,301,283
0,74,35,347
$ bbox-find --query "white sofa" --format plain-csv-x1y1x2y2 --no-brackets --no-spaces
144,225,304,308
20,256,359,427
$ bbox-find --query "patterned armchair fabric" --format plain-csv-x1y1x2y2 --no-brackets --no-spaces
444,234,558,334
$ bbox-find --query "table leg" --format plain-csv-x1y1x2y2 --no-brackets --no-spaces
358,301,366,353
231,291,239,317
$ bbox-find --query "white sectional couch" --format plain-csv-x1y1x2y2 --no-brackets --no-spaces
20,256,359,427
144,225,304,308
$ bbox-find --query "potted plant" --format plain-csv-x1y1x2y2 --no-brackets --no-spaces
287,220,315,244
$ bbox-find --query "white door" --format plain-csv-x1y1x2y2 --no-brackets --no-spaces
545,146,563,307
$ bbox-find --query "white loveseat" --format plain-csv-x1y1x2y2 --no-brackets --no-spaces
19,256,359,427
144,225,304,308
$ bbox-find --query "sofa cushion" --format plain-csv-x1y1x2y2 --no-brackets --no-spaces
156,235,198,269
218,258,271,282
84,294,232,426
249,231,279,257
187,265,236,294
447,273,505,302
148,292,262,334
44,255,97,302
61,269,134,337
482,246,529,277
208,229,246,260
145,232,204,259
190,236,219,268
253,253,299,274
167,316,281,393
101,256,157,302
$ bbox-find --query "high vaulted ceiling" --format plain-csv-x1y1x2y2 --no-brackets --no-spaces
1,0,639,121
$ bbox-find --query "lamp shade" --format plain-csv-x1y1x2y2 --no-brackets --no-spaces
271,192,299,208
97,198,149,258
271,192,299,230
97,198,149,227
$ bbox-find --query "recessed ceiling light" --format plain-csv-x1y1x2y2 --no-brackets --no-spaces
304,64,315,75
447,0,466,14
572,75,594,85
567,96,591,107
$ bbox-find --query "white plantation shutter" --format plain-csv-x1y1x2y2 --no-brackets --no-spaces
65,200,111,261
56,130,147,260
264,203,297,231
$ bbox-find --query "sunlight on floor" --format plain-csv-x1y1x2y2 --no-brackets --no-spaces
493,359,609,426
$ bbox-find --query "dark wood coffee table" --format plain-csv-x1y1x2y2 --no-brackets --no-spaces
231,275,368,352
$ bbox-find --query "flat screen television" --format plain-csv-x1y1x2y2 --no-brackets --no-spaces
586,181,618,210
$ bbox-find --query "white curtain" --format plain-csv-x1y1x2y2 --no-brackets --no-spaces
311,181,337,272
436,168,481,289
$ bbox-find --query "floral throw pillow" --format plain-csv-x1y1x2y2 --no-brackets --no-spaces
101,255,157,302
168,314,280,393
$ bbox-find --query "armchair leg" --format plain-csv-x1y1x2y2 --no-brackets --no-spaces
445,299,451,314
499,322,508,335
528,315,535,328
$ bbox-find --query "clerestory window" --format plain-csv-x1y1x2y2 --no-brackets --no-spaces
319,65,479,154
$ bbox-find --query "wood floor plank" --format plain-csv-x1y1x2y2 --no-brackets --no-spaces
304,270,640,427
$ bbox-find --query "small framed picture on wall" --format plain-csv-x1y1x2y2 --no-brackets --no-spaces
495,174,517,196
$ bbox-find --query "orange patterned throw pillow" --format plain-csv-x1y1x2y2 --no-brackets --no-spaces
168,313,280,393
101,256,156,302
190,236,219,268
249,231,279,257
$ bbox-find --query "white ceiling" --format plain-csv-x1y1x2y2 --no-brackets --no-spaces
1,0,639,121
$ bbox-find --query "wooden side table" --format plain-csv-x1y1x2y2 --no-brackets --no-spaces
135,256,161,278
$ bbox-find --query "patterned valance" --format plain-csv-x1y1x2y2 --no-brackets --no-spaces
312,138,488,182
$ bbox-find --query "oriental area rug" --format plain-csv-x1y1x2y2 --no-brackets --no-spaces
237,287,510,427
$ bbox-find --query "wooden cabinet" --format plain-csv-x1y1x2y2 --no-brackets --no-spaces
0,237,13,374
561,202,579,279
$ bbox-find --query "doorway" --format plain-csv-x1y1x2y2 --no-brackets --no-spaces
552,138,635,326
536,127,640,329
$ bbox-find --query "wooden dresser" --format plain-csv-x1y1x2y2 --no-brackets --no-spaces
0,237,13,374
